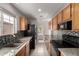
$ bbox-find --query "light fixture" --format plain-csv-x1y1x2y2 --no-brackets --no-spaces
38,8,42,12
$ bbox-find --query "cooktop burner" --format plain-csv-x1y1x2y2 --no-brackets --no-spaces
52,40,78,48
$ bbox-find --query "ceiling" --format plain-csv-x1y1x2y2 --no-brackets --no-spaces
12,3,67,21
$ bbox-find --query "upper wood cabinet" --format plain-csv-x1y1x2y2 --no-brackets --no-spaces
52,16,58,30
19,16,28,31
72,3,79,32
48,20,52,30
48,21,51,29
52,3,79,31
58,11,63,24
63,4,71,22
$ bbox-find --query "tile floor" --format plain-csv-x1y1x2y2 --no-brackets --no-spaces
30,40,50,56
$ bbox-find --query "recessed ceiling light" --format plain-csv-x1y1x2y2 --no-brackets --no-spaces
38,8,42,12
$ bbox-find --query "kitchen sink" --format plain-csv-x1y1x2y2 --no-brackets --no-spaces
4,39,25,50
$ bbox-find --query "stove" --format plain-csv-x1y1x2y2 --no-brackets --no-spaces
51,40,77,56
52,40,77,48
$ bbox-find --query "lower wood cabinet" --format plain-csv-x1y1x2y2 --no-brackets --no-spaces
60,51,64,56
16,45,26,56
16,42,30,56
26,43,30,56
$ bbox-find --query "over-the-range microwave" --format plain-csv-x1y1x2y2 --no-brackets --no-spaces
58,20,72,30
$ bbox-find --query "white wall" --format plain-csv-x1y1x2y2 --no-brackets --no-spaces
0,3,25,33
37,21,49,35
29,19,37,25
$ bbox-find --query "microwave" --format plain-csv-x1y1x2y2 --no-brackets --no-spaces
59,20,72,30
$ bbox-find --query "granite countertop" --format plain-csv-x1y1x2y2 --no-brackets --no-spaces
19,37,32,42
58,48,79,56
0,37,32,56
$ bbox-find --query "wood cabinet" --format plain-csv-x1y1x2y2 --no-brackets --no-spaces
72,3,79,32
60,51,64,56
26,42,30,56
58,11,63,24
48,21,51,29
48,20,52,30
52,3,79,31
63,4,71,22
16,45,26,56
52,16,58,30
19,16,28,31
16,42,30,56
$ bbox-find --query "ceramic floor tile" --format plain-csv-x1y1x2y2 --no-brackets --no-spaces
30,40,50,56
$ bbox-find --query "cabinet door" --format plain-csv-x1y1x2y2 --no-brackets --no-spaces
63,4,71,22
48,21,51,29
16,45,26,56
58,11,63,24
52,19,53,30
60,51,64,56
20,16,28,31
48,20,52,30
26,42,30,56
52,16,58,30
72,3,79,32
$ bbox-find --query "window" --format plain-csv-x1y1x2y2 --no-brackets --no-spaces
3,13,9,23
0,11,1,22
3,13,15,35
0,10,17,36
14,18,17,33
10,16,14,24
3,13,9,19
0,11,1,36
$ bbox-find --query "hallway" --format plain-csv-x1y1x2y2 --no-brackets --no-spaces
30,40,50,56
